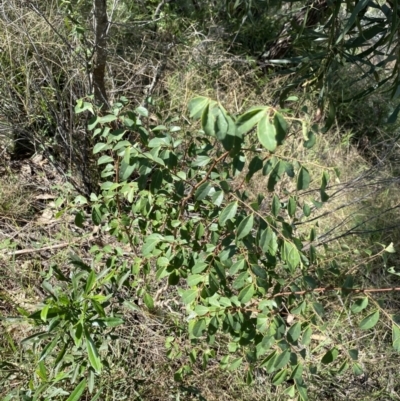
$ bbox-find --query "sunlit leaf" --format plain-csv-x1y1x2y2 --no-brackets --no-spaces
359,310,379,330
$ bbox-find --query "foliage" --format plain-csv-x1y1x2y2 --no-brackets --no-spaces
8,94,397,400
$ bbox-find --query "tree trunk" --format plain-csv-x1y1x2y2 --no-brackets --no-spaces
93,0,109,108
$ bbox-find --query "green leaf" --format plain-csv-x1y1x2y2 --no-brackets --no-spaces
236,214,254,240
192,319,206,337
195,182,212,201
272,369,287,385
271,195,281,217
188,96,209,119
85,270,96,295
85,331,102,373
201,103,217,137
351,297,368,313
192,261,209,274
267,160,286,191
336,0,371,44
187,274,205,286
98,114,117,124
40,304,49,322
93,142,110,154
313,302,325,318
91,206,102,226
144,293,154,309
349,349,358,361
274,112,288,145
392,324,400,352
74,211,85,228
219,202,238,226
142,237,161,256
39,336,59,361
229,259,246,274
321,347,339,364
215,109,229,141
283,241,301,272
227,357,243,371
274,349,290,370
297,167,310,190
295,379,309,401
97,155,114,165
182,289,198,305
352,362,364,376
359,310,379,330
287,197,296,218
135,106,148,117
236,107,266,135
257,114,277,152
194,305,209,316
66,379,87,401
287,322,302,343
260,227,278,256
238,284,255,304
304,131,316,149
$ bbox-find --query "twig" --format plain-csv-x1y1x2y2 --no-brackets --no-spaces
5,241,75,256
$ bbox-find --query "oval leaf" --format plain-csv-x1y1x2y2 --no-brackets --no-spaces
359,310,379,330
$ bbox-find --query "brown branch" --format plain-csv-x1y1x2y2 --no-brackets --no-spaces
179,151,229,214
5,241,74,256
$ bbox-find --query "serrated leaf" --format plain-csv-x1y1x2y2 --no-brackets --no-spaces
359,310,379,330
236,214,254,240
257,114,277,152
238,284,255,304
219,202,238,226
